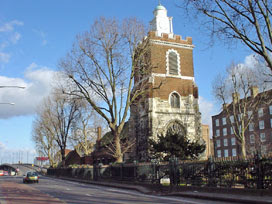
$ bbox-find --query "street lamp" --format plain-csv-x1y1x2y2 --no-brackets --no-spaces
0,85,25,105
0,102,15,105
0,86,25,89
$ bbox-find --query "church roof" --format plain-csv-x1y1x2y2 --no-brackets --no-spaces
155,3,166,11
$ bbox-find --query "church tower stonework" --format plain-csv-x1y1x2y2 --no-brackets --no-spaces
129,4,202,161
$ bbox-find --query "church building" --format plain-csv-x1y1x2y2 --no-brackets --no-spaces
129,3,203,161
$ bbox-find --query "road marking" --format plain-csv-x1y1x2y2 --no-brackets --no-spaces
106,188,201,204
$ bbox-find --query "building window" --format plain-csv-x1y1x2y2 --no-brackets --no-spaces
215,119,219,127
258,108,263,117
216,139,221,147
260,133,266,142
231,137,236,145
238,113,242,121
261,145,267,155
217,150,222,158
223,128,227,136
250,134,255,144
269,105,272,115
259,120,264,130
170,93,180,108
248,111,253,118
249,123,254,131
270,119,272,128
229,115,234,123
224,139,228,146
230,127,234,134
216,129,220,137
222,117,226,125
224,149,229,157
166,49,180,75
232,148,237,157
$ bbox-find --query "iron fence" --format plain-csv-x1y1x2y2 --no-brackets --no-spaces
47,154,272,189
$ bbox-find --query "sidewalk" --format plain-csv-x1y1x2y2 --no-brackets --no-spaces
48,175,272,204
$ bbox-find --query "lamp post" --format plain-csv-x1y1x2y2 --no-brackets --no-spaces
0,85,25,105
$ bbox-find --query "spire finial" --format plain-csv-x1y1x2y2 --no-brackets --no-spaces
158,0,161,5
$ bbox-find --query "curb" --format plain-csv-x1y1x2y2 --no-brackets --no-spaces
46,175,272,204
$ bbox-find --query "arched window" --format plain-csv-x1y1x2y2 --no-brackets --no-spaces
168,51,178,75
170,93,180,108
166,49,180,76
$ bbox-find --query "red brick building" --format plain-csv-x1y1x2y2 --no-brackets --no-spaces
212,88,272,158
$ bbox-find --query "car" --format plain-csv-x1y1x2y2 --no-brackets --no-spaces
3,171,8,176
0,170,3,176
23,172,39,183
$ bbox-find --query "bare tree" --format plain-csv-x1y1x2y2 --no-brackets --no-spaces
179,0,272,71
40,90,82,166
70,105,106,156
213,62,270,156
32,104,59,167
59,17,154,162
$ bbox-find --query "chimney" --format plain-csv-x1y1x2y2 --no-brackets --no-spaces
250,86,259,97
232,92,240,104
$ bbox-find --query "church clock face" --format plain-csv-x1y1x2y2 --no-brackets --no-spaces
158,19,168,30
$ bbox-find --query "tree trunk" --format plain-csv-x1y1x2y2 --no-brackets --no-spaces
61,148,66,166
241,139,246,157
114,131,123,163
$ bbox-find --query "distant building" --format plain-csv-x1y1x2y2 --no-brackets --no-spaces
212,87,272,158
202,124,214,158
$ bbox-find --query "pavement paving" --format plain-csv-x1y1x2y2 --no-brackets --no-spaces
48,175,272,204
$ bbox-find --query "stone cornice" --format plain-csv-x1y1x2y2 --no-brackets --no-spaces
150,39,194,50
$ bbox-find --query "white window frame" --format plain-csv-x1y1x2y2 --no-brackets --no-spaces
249,123,254,131
215,119,219,127
224,149,229,157
258,108,263,117
169,91,181,108
166,49,181,76
250,134,255,144
231,137,236,145
230,115,234,123
261,145,267,155
224,138,228,147
216,139,221,147
216,129,220,137
260,133,266,142
247,111,253,118
217,150,222,158
222,117,226,125
223,128,227,136
230,127,234,134
232,148,237,157
259,120,264,130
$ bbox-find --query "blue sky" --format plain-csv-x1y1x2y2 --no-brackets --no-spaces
0,0,253,163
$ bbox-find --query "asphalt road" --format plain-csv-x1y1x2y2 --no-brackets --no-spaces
0,176,234,204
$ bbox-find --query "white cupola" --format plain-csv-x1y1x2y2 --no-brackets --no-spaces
150,3,173,37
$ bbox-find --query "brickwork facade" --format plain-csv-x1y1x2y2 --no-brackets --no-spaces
129,4,203,161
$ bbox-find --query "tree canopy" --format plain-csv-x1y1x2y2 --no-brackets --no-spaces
149,130,205,161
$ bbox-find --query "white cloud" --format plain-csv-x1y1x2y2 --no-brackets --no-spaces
33,29,48,46
0,20,24,32
0,52,11,63
10,32,21,44
0,63,59,119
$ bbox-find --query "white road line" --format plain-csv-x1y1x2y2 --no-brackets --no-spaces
106,188,201,204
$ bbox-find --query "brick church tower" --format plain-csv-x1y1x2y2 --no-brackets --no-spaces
129,3,202,161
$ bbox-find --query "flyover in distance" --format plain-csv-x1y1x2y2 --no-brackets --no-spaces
0,163,42,176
